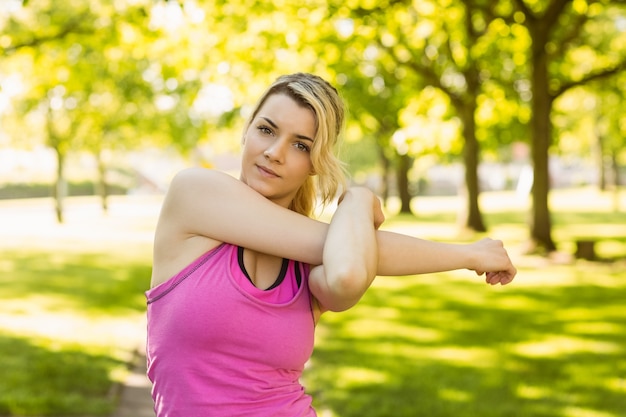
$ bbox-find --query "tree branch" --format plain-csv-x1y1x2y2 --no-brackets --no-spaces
513,0,535,21
376,36,449,97
553,60,626,99
2,14,92,55
543,0,572,29
556,11,588,47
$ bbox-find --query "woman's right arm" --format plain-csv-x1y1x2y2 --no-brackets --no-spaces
155,167,328,265
157,168,516,284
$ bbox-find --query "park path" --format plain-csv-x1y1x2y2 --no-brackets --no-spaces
112,353,154,417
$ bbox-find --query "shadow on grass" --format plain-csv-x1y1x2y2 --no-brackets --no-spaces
1,249,150,315
0,333,124,416
306,269,626,417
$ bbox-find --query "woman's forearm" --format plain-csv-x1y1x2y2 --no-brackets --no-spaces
376,230,473,275
310,188,380,311
375,230,516,284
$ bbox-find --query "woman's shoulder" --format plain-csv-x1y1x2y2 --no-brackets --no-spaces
168,167,237,195
151,168,230,288
174,166,232,180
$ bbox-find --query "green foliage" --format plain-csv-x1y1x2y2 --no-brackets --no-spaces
1,0,625,232
1,0,623,155
2,0,623,164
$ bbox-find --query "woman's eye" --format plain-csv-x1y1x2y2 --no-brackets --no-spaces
295,142,310,152
257,125,273,135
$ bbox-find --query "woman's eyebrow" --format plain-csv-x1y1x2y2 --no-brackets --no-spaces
260,116,279,129
260,116,314,143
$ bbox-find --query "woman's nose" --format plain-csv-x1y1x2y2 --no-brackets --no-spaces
264,140,286,163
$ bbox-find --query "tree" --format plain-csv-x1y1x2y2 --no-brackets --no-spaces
317,14,419,210
589,73,625,211
321,0,528,230
3,0,159,219
0,4,90,56
513,0,626,252
2,0,96,222
74,4,159,211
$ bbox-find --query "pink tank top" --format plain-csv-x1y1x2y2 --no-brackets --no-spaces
145,243,317,417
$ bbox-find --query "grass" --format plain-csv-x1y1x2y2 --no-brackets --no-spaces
305,188,626,417
0,250,148,416
0,335,123,416
305,265,626,417
0,196,157,416
0,188,625,416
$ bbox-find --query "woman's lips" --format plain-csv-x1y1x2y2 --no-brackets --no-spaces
256,164,280,178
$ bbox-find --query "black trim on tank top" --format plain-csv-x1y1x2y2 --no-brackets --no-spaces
237,246,290,291
294,261,302,288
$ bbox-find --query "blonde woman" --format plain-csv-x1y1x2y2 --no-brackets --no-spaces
146,73,516,416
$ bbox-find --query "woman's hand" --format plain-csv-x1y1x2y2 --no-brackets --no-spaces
338,187,385,230
468,238,517,285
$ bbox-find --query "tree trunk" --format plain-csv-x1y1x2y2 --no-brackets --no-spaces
377,144,391,206
611,150,621,213
610,150,620,187
397,152,412,214
96,150,109,213
529,33,557,252
458,103,486,232
595,124,606,191
47,107,66,224
53,146,66,224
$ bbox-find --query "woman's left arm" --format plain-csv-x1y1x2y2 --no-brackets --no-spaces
308,187,384,312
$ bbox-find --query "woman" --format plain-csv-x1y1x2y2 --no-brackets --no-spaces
146,73,516,416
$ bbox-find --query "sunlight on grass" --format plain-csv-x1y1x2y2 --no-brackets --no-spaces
307,204,626,417
507,262,626,287
0,196,156,416
557,223,626,237
604,377,626,395
511,335,621,358
516,384,554,399
561,406,618,417
437,387,472,403
420,346,497,367
548,187,626,212
564,321,625,336
0,296,145,358
329,316,445,344
333,367,390,389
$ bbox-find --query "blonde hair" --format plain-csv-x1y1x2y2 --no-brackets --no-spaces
243,73,347,217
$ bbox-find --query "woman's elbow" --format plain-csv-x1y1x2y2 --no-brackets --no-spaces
325,266,371,312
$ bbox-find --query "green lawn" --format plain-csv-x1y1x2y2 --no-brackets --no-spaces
306,189,626,417
0,196,155,416
0,248,151,416
306,261,626,417
1,190,625,416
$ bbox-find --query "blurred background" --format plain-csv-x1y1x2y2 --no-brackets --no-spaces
1,1,625,416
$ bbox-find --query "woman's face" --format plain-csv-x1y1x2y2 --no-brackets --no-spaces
240,93,316,208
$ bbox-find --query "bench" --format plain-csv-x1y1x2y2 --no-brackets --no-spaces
574,239,597,261
574,237,626,261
